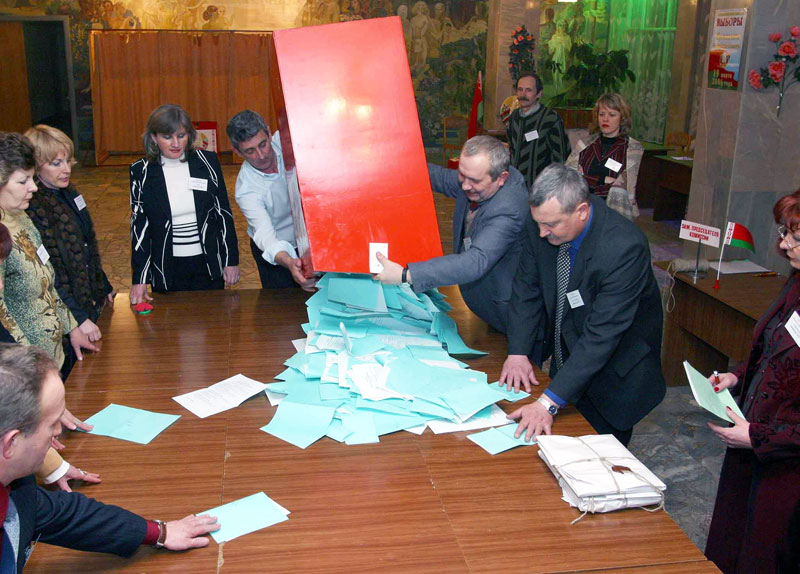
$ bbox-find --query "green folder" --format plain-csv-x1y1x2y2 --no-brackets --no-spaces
683,360,745,423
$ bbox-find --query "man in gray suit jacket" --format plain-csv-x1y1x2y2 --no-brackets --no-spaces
375,136,529,333
500,164,665,445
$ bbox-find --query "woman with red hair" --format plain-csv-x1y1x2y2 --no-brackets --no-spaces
704,188,800,573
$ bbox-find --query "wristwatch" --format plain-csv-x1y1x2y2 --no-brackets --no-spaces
537,395,559,417
153,519,168,549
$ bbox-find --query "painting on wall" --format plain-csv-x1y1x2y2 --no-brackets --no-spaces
538,0,609,100
0,0,486,153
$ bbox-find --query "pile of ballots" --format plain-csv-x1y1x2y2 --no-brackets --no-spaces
262,273,523,448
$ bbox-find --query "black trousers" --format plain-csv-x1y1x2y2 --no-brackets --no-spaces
574,394,633,446
250,239,297,289
152,254,224,293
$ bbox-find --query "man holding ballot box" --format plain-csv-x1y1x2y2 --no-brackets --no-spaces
499,163,665,445
226,110,316,291
374,136,528,334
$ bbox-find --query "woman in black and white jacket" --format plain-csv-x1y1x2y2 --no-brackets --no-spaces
129,104,239,304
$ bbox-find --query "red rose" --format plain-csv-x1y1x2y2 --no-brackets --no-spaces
512,49,518,54
769,33,782,42
516,26,522,32
748,69,763,89
517,35,523,41
526,35,532,41
778,41,797,57
768,60,786,82
513,39,518,45
792,26,800,38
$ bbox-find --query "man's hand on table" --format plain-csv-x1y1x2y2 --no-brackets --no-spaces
507,401,553,443
163,514,221,550
499,354,540,393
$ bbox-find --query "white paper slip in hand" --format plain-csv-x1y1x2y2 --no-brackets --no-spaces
74,194,87,211
369,242,388,273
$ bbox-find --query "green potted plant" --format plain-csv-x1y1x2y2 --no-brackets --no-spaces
549,43,636,127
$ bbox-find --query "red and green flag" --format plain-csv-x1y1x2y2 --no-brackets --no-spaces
715,221,756,289
724,222,755,251
468,71,483,139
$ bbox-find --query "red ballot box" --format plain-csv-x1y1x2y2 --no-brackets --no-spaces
270,17,443,274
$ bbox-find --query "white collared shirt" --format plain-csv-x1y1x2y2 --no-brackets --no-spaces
234,131,297,265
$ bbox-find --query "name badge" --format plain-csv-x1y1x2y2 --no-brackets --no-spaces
463,237,472,251
37,244,50,265
74,194,87,211
786,311,800,347
566,290,584,309
524,130,539,142
604,158,623,173
188,177,208,191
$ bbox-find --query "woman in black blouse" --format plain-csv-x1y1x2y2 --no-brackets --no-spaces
24,125,114,344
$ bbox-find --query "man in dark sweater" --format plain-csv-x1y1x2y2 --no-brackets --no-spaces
0,344,219,573
506,72,571,188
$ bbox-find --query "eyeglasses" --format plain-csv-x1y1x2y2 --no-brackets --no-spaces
777,225,800,250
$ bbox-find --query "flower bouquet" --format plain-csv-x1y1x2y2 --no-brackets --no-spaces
748,26,800,116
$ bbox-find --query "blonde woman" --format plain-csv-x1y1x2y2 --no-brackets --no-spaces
24,125,114,344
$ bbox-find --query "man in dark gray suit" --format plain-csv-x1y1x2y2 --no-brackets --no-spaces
500,164,665,445
374,136,528,333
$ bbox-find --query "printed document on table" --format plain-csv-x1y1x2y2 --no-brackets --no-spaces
683,360,744,422
173,374,267,418
709,259,769,274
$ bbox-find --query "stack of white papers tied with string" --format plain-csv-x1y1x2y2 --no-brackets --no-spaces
537,435,666,517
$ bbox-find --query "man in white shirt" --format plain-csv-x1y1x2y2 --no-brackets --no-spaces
226,110,315,290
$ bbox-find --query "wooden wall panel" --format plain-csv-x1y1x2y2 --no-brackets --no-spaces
91,30,273,163
0,22,32,134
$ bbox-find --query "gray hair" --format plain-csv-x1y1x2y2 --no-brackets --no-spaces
529,163,589,213
226,110,269,152
461,135,510,181
142,104,196,163
0,344,58,437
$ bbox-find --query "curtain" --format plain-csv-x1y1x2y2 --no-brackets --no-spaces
90,30,273,158
608,0,678,143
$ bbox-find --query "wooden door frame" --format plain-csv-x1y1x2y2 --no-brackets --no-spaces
0,15,79,155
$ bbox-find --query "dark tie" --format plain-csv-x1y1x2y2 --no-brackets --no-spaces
554,242,571,370
1,496,19,574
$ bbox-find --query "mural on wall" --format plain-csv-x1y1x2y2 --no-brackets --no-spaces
0,0,486,151
538,0,609,100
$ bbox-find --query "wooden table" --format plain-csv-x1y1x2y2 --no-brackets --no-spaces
27,288,716,573
635,142,674,209
658,262,785,387
652,155,693,221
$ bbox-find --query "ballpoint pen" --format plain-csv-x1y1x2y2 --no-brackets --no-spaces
753,272,778,277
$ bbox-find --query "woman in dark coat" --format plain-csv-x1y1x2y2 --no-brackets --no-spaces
25,125,114,344
705,188,800,573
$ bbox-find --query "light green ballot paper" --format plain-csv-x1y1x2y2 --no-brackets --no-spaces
683,360,745,423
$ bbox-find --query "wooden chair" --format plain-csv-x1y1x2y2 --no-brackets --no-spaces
665,131,692,155
441,114,469,164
